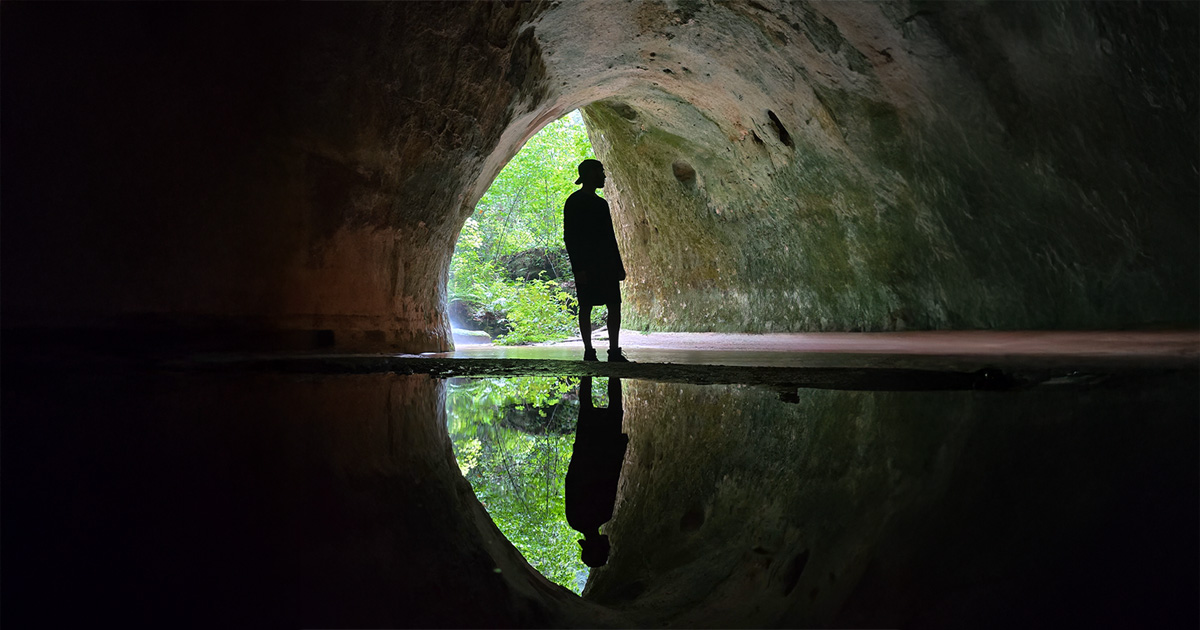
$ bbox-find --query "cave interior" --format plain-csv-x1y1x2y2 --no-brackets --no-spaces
1,2,1197,628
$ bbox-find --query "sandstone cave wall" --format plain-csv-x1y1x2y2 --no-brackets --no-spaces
570,1,1199,331
3,1,1196,354
1,2,551,351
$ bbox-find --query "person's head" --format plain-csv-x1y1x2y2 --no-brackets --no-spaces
574,159,605,190
578,534,611,568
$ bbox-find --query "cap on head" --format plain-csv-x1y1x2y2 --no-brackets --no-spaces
578,535,611,568
574,159,604,185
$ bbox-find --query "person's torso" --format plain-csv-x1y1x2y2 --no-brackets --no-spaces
566,191,613,230
564,192,620,273
564,406,628,531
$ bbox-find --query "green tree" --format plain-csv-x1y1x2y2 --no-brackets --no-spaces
451,112,597,344
471,111,595,259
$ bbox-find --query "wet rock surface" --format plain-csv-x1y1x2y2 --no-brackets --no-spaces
165,353,1188,394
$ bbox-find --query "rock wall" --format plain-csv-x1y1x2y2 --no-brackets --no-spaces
2,1,1196,348
2,3,550,351
573,1,1199,331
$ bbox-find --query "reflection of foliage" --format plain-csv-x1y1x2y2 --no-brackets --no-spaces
450,112,597,344
447,377,609,593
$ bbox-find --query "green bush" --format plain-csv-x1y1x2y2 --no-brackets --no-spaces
498,279,578,345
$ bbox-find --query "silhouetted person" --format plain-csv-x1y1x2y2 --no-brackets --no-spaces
564,159,631,362
565,377,628,568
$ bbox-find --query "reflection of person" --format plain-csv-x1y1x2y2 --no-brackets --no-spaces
563,159,631,362
565,377,628,568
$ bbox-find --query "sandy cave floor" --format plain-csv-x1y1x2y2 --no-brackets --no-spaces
160,330,1199,392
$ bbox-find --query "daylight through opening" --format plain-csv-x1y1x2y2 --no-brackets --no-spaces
450,111,612,347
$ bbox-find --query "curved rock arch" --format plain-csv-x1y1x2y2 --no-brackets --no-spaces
3,2,1195,352
475,0,1198,338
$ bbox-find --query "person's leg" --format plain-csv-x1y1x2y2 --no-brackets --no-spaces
605,300,630,362
608,376,622,410
579,304,596,360
606,301,620,350
580,376,594,408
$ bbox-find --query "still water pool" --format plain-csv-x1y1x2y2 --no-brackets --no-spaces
446,370,1198,623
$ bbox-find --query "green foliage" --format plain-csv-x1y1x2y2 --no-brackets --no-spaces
448,222,495,303
447,377,607,593
451,264,578,344
497,279,578,345
472,112,596,259
451,112,596,344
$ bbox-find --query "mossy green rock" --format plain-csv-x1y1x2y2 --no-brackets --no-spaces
575,2,1198,332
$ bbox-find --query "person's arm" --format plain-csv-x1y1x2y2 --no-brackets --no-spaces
600,200,626,281
563,201,580,259
563,200,589,282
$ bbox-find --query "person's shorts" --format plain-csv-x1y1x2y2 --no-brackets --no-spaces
576,279,621,308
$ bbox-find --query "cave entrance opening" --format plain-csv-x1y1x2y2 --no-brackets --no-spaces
450,110,607,347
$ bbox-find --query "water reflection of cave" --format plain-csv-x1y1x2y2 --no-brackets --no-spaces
443,371,1199,627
